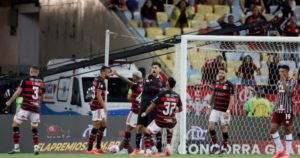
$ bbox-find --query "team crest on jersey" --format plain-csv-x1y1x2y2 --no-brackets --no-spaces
223,85,227,89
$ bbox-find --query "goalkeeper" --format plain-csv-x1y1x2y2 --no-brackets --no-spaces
244,90,274,117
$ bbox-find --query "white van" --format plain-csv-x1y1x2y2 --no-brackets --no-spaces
42,59,138,116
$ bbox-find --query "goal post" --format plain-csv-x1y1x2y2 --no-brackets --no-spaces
173,35,300,155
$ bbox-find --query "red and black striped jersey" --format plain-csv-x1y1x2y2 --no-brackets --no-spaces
130,82,143,114
90,76,106,111
152,90,182,128
20,76,45,113
212,80,234,112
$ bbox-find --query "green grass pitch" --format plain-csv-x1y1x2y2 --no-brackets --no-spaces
0,153,298,158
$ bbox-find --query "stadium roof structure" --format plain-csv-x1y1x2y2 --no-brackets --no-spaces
0,20,268,86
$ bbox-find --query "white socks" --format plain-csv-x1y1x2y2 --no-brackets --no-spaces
271,132,284,152
14,144,19,149
285,134,293,155
271,132,293,155
166,144,171,149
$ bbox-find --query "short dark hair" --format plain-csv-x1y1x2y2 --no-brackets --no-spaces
100,66,111,73
279,65,290,71
31,65,40,71
151,62,161,68
168,77,176,88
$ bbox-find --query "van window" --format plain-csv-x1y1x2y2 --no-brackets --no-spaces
71,77,81,106
82,77,130,103
57,78,70,102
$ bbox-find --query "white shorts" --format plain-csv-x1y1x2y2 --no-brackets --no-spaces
126,111,138,128
147,120,162,134
209,109,230,125
14,108,40,126
91,109,106,121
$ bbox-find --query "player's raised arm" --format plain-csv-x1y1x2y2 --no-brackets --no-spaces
113,70,134,86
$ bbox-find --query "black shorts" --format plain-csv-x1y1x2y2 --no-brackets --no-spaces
137,99,156,127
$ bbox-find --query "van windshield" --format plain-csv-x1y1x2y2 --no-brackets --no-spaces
82,77,130,103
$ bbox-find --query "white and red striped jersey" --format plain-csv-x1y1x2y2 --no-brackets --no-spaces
276,78,296,113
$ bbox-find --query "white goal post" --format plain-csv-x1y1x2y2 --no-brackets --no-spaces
173,35,300,155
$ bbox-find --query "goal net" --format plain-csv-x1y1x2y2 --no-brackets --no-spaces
172,35,300,155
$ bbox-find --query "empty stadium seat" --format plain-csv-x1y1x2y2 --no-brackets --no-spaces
134,12,141,21
255,75,267,85
279,60,297,70
164,4,175,18
183,28,199,34
205,13,219,21
263,14,274,21
260,67,269,76
214,5,230,16
226,52,242,61
227,77,241,84
124,11,132,20
135,27,145,37
193,13,205,21
165,27,181,36
157,12,168,23
262,53,269,61
155,35,170,40
129,19,138,27
191,20,207,29
240,15,246,23
270,5,278,14
231,5,243,21
197,4,213,15
189,74,201,84
164,59,173,68
155,50,166,55
188,51,201,60
207,20,220,30
256,5,263,12
227,60,242,77
260,61,268,68
204,51,221,60
159,22,173,30
173,0,180,5
190,59,202,70
146,27,163,39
